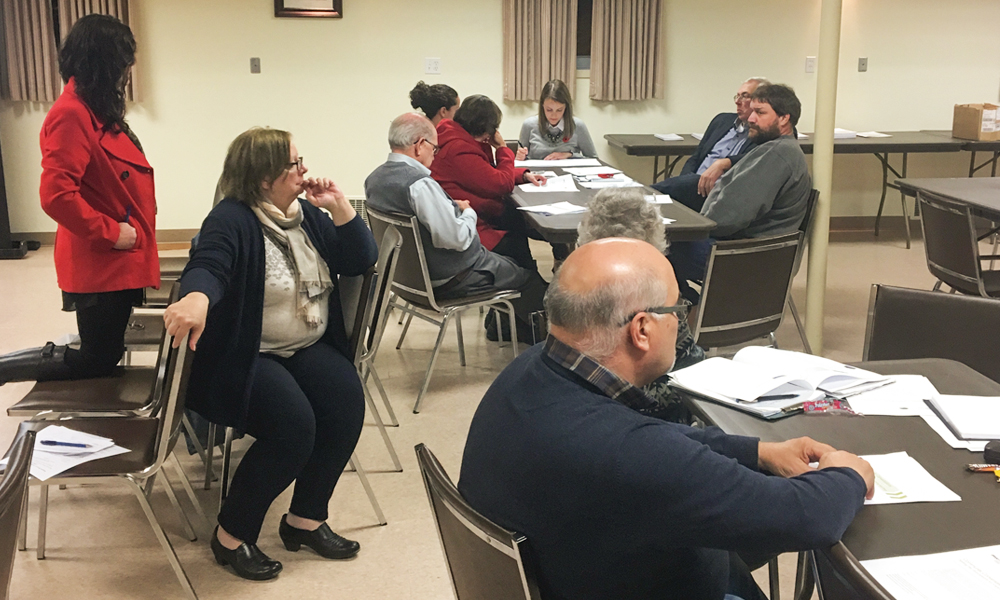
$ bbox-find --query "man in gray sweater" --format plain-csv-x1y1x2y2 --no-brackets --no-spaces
670,83,811,303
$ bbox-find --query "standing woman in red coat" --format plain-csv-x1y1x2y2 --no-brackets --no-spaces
0,15,158,385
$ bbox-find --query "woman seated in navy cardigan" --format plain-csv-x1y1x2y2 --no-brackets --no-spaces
164,127,378,581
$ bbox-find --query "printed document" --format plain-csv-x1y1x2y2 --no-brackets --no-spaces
515,158,601,168
517,174,579,193
861,452,961,505
517,201,587,216
645,195,673,204
861,545,1000,600
653,133,683,141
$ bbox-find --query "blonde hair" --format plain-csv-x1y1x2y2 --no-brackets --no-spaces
219,127,292,206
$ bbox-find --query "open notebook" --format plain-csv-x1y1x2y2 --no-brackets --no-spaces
669,347,892,419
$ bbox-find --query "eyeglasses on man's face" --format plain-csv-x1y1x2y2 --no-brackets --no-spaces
734,92,753,103
620,299,692,327
418,138,440,155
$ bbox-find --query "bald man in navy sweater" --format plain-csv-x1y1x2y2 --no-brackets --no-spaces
459,239,874,600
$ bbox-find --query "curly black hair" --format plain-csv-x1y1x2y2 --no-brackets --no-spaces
409,81,458,120
59,14,136,133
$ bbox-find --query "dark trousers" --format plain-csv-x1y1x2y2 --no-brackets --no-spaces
63,291,136,378
492,231,571,272
668,239,714,304
727,552,769,600
217,342,365,544
651,173,707,212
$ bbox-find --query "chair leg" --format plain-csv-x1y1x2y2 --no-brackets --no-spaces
181,414,209,471
768,556,781,600
900,192,912,250
169,452,211,531
787,297,813,355
768,332,779,349
367,363,398,427
455,313,466,367
126,478,199,600
396,312,415,350
501,301,519,357
204,424,216,490
397,299,408,325
932,280,943,292
349,453,387,526
17,487,28,551
413,313,452,414
36,484,49,560
793,551,815,600
220,427,234,504
159,468,198,542
362,381,403,472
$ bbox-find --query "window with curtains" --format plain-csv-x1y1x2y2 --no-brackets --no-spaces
0,0,133,102
503,0,665,102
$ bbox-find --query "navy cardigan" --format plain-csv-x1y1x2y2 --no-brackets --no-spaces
680,112,758,177
179,198,378,429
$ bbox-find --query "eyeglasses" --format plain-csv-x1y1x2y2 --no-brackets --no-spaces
734,92,753,103
418,138,440,156
620,299,692,326
287,156,304,171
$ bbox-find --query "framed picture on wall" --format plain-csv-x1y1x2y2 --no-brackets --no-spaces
274,0,342,18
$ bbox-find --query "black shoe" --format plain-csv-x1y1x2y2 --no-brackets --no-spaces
0,342,73,385
211,527,282,581
484,309,499,342
279,514,360,559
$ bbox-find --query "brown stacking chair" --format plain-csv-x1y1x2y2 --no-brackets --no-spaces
917,190,1000,297
415,444,543,600
692,232,802,351
0,431,35,600
863,283,1000,384
366,206,521,413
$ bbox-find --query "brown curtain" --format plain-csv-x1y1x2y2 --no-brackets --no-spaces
503,0,577,102
590,0,665,101
0,0,61,101
57,0,134,100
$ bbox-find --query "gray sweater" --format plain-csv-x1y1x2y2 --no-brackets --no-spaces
701,135,811,239
518,116,597,159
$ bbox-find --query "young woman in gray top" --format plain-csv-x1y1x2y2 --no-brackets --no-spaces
516,79,597,160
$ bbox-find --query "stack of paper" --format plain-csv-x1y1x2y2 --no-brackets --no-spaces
654,133,684,141
926,395,1000,441
797,132,809,140
515,158,601,168
562,166,622,177
846,375,938,416
861,451,961,505
517,174,579,193
727,347,893,399
861,545,1000,599
6,425,132,481
577,175,643,189
834,128,858,139
691,133,705,141
516,201,587,216
857,131,892,138
645,195,673,204
661,217,676,225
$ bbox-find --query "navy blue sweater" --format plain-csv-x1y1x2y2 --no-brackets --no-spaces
180,198,377,429
459,344,867,600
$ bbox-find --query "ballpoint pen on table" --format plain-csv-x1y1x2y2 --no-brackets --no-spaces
40,440,91,449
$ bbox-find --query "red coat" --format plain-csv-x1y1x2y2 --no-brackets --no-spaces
40,78,159,294
431,119,529,250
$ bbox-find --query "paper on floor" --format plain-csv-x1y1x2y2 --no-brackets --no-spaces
861,545,1000,600
861,451,960,505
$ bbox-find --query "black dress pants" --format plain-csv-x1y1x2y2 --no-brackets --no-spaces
63,290,138,378
216,341,365,544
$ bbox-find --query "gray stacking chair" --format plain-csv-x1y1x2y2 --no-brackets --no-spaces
917,190,1000,297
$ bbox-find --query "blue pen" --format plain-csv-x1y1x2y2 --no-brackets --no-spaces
124,206,132,224
40,440,91,449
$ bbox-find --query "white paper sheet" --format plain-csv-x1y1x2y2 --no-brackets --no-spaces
562,166,622,176
654,133,684,141
661,217,676,225
797,132,809,139
927,395,1000,440
834,128,858,139
25,445,131,481
691,133,705,140
846,375,939,416
516,201,588,216
577,177,643,189
919,412,988,452
36,425,115,455
861,452,961,505
857,131,892,138
517,174,579,193
861,545,1000,600
645,195,673,204
515,158,602,168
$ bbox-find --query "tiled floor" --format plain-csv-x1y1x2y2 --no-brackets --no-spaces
0,231,942,599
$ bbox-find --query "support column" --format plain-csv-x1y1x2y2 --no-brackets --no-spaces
805,0,844,354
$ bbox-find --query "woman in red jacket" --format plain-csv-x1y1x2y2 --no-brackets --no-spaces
430,95,546,271
0,15,158,385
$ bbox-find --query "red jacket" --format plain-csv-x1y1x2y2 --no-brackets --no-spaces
40,79,159,293
431,119,529,250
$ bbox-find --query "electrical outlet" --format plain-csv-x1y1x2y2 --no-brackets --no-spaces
250,57,261,74
858,57,868,72
805,56,816,74
424,57,441,75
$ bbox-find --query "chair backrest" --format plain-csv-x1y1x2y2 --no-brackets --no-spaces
917,190,985,296
863,284,1000,384
366,206,443,312
341,226,403,364
149,286,195,470
415,444,542,600
0,430,35,600
792,189,819,278
693,231,802,349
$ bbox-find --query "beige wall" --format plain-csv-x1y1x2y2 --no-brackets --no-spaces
2,0,1000,234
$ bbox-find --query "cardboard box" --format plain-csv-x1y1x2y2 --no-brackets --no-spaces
952,103,1000,141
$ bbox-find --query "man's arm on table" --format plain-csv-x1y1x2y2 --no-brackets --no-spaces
409,177,478,251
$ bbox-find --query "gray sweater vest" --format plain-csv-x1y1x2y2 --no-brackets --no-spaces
365,160,485,282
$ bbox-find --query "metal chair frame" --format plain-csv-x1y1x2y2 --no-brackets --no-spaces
917,190,1000,298
0,431,34,600
786,189,819,354
366,207,521,413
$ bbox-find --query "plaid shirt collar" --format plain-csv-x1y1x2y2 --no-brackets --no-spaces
544,335,661,414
